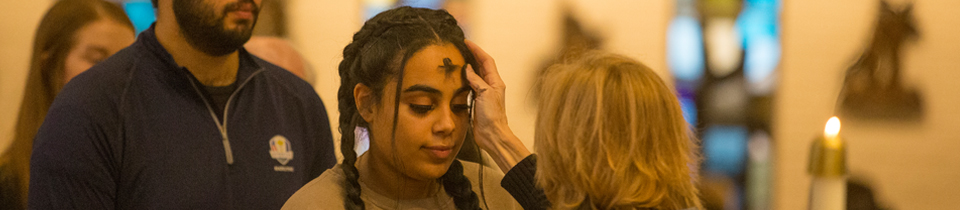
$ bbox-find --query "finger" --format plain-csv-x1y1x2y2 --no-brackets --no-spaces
465,40,493,67
465,64,491,94
464,40,504,87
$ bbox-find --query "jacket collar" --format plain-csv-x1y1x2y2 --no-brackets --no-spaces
136,24,262,85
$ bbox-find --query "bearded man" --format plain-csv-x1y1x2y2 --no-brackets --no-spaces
28,0,336,209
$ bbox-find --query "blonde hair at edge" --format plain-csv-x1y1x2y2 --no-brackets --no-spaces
534,51,703,209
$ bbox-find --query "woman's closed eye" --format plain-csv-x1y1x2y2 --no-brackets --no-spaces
409,103,469,115
451,104,470,113
451,91,470,114
410,104,434,114
83,54,105,64
83,47,108,64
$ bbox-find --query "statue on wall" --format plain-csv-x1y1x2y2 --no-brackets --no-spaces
531,8,605,104
838,1,923,121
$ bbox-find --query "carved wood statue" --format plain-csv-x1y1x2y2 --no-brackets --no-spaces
532,8,604,103
839,1,923,121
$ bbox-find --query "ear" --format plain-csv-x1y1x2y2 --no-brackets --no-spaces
354,83,377,123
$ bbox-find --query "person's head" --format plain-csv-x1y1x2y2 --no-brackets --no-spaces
534,52,703,209
156,0,261,56
2,0,134,207
244,36,315,84
32,0,136,90
337,6,479,210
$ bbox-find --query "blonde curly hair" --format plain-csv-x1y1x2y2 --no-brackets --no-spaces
534,51,703,210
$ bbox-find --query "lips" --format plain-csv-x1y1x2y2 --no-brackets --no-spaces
229,3,255,19
423,145,454,159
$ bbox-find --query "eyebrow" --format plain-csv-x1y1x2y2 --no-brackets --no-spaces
402,85,472,96
403,85,442,95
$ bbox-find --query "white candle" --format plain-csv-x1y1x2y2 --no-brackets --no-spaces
810,177,846,210
809,116,846,210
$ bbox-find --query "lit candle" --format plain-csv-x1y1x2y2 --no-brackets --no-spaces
823,117,842,149
809,116,846,210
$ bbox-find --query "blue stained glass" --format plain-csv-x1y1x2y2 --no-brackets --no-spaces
401,0,444,9
744,36,780,94
703,125,748,176
737,0,780,49
364,0,446,21
677,89,698,126
679,97,698,126
364,6,391,21
123,1,156,35
667,16,705,82
745,0,783,11
738,0,781,95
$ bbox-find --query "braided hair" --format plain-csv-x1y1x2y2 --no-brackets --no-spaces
336,6,481,210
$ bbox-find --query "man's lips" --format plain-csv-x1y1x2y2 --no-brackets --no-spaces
233,11,253,19
229,3,255,19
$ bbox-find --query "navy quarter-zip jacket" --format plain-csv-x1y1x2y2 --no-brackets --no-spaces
29,26,336,209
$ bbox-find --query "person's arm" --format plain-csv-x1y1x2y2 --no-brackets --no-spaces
500,154,550,210
29,89,117,209
463,40,531,173
464,40,552,209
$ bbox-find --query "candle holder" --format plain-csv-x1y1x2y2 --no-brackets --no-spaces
808,136,846,177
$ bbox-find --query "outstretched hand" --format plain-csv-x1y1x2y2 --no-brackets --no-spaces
464,40,530,173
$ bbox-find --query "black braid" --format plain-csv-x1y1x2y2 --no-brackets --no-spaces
337,34,366,210
336,6,483,210
442,160,482,210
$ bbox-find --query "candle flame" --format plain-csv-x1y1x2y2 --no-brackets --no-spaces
824,116,841,139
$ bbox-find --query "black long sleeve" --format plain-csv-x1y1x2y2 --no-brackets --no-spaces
500,154,550,210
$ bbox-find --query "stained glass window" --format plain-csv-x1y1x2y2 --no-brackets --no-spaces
667,0,781,209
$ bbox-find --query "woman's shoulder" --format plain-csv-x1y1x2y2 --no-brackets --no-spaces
459,160,504,180
459,160,523,210
282,164,346,210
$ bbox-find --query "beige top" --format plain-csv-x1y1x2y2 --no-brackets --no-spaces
282,160,521,210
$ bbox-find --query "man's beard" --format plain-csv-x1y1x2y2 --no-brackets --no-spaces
173,0,259,56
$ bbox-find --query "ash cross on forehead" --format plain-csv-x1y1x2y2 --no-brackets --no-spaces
440,58,459,77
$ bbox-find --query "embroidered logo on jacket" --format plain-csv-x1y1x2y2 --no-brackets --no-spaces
269,135,294,172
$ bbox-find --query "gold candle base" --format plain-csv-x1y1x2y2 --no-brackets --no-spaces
808,136,846,177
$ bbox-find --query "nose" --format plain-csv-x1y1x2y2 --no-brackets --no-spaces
433,106,456,136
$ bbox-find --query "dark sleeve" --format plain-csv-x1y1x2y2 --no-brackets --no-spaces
29,88,118,209
307,93,337,181
501,154,550,210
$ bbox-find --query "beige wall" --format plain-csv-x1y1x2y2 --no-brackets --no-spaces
468,0,671,150
286,0,361,162
0,0,52,153
776,0,960,209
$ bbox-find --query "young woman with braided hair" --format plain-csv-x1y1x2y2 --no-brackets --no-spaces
282,7,519,210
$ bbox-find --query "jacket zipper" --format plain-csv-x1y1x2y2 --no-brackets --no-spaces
186,68,264,165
